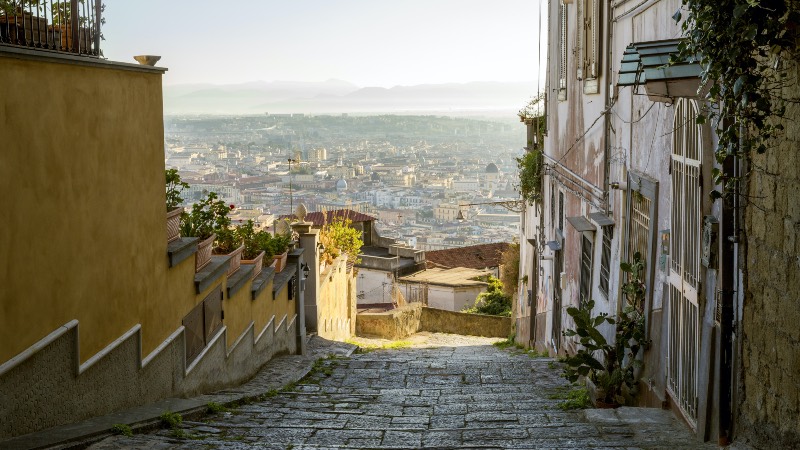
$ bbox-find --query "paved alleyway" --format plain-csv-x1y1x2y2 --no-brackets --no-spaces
90,334,712,449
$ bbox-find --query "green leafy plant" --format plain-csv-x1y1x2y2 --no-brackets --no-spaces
206,402,229,414
549,386,592,410
463,276,512,316
179,192,232,240
159,410,182,429
561,256,650,405
318,218,364,265
110,423,133,437
213,226,242,254
674,0,799,199
499,241,520,297
620,252,646,312
237,220,270,259
516,149,543,205
166,169,189,211
265,232,292,257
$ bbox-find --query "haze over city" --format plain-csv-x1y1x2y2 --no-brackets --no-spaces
102,0,546,115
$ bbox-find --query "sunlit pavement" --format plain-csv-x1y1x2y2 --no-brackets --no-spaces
91,333,713,449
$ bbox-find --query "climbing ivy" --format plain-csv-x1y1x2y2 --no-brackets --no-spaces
674,0,799,199
516,149,543,205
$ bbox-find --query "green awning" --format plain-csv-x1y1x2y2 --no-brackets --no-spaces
617,39,702,102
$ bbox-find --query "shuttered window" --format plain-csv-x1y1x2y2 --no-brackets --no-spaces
599,225,613,298
582,0,600,80
558,2,568,100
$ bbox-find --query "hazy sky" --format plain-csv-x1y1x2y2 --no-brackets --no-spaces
103,0,545,87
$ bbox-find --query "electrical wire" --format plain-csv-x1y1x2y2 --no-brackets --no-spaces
555,95,617,165
611,101,657,124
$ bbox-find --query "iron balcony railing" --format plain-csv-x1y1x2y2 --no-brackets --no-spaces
0,0,102,56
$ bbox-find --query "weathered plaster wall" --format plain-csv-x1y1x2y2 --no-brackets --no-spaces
739,61,800,447
317,256,355,341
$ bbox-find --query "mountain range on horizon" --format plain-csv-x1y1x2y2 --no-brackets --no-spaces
162,79,537,116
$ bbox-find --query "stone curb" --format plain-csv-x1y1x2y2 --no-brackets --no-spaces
1,337,357,450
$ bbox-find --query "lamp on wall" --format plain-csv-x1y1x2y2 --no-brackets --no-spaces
300,262,310,291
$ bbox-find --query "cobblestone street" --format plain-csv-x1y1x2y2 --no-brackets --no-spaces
90,333,712,449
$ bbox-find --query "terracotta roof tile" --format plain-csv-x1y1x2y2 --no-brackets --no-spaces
425,242,511,270
279,209,376,227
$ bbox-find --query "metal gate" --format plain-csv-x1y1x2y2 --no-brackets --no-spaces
667,98,702,424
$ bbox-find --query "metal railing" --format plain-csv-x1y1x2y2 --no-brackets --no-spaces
0,0,102,56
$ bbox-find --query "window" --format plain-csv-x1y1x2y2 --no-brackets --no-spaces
579,235,593,304
550,185,556,228
599,226,613,298
558,1,568,100
581,0,601,93
558,191,565,231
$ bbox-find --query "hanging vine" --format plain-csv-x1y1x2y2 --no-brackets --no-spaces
674,0,799,199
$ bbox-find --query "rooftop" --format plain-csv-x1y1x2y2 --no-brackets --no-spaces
426,242,511,270
279,209,376,227
399,267,490,288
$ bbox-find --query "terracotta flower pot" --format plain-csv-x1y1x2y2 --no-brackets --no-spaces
272,250,288,273
166,207,183,243
242,251,265,280
225,245,245,276
196,233,216,272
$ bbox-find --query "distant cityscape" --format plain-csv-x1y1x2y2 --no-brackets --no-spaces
165,114,525,250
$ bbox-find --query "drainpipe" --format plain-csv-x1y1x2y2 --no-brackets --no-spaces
716,126,740,444
603,0,614,215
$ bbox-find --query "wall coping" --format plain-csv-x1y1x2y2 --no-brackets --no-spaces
0,45,168,74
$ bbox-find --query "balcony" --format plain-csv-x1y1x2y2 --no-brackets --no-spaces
0,0,101,56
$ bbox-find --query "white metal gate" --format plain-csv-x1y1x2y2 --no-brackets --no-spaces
667,98,702,424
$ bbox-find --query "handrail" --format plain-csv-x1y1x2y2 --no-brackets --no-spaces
0,0,102,56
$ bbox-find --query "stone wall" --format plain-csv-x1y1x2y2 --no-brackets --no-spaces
738,61,800,448
356,304,511,340
421,308,511,338
0,315,296,439
356,303,423,340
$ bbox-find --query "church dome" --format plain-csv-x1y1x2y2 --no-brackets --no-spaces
485,162,499,173
336,178,348,190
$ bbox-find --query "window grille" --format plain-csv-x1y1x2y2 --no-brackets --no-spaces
558,191,564,231
579,235,593,304
599,226,612,298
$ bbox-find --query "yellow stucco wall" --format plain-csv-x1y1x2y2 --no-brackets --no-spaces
0,54,200,363
252,278,274,336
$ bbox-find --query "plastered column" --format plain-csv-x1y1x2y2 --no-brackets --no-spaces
294,223,320,333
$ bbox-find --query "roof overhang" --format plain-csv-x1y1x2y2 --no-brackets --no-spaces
617,39,703,103
567,216,597,232
588,212,615,227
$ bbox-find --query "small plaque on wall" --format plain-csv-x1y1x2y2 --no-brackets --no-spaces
701,215,719,268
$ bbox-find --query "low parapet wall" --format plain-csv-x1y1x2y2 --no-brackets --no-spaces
356,304,510,339
356,303,423,340
421,308,511,338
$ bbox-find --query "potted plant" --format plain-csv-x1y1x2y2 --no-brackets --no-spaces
561,254,649,407
214,226,244,276
267,232,292,273
236,220,271,279
180,192,231,272
165,169,188,243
